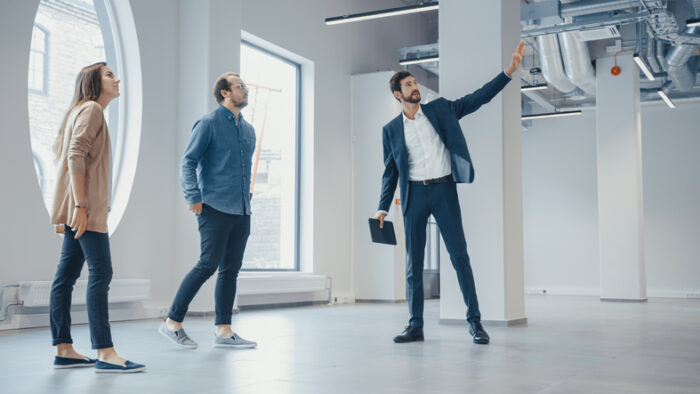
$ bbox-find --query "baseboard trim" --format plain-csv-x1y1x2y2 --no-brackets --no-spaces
238,300,329,311
439,317,528,327
600,297,648,303
0,302,162,331
355,299,406,304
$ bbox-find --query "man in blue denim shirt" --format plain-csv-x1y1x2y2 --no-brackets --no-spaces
159,72,258,349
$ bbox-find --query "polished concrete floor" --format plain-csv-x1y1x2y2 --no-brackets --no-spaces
1,296,699,393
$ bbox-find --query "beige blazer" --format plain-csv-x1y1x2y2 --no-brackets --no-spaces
51,100,111,234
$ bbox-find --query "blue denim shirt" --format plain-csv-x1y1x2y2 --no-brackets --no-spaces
180,105,256,215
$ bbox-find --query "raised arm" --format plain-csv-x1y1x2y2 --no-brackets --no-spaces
446,40,525,119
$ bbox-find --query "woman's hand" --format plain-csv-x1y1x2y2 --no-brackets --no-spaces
70,207,88,238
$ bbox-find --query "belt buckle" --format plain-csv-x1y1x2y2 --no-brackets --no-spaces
422,179,430,185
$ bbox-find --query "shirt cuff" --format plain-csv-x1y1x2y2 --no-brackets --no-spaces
376,210,388,217
503,69,512,79
185,193,202,205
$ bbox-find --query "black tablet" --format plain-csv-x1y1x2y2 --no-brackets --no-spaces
368,218,397,245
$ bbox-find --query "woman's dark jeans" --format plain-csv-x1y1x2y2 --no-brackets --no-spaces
50,226,114,349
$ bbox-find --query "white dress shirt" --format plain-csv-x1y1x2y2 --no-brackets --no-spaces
402,106,452,181
376,106,452,216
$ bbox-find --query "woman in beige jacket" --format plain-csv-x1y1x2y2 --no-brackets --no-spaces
49,62,144,373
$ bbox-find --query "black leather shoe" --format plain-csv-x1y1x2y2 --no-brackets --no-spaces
393,326,424,343
469,321,490,344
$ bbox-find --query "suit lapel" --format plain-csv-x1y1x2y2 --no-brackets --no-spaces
391,114,408,168
420,104,446,143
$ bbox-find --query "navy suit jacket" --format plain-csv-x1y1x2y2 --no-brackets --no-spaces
378,71,512,215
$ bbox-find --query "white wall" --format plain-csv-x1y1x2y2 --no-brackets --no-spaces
641,102,700,297
0,0,433,328
351,71,403,301
0,0,64,296
522,110,600,295
523,101,700,297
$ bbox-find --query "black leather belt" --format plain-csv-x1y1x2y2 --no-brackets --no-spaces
410,174,452,185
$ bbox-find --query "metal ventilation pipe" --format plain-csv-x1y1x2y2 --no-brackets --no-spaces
656,40,668,72
689,0,700,17
536,34,577,94
666,26,700,92
646,35,662,73
558,31,597,95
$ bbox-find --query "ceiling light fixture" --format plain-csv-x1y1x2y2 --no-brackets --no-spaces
657,89,675,108
522,110,583,120
325,1,439,25
633,54,655,81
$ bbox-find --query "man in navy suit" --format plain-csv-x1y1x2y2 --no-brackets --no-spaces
375,41,525,345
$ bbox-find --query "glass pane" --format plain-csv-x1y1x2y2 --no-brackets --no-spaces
34,55,44,74
28,53,38,89
31,27,45,51
240,43,299,270
28,0,108,214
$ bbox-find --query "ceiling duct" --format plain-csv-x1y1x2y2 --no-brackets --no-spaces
665,26,700,92
536,34,578,93
645,33,662,73
688,0,700,17
655,39,668,71
559,0,642,18
558,31,597,95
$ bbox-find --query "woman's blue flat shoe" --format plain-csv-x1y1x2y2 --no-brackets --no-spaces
53,356,96,369
94,360,146,373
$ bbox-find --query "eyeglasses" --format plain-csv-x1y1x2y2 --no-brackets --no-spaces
233,83,249,91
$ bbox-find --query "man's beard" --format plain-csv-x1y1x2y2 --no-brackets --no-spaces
234,98,248,109
403,91,421,103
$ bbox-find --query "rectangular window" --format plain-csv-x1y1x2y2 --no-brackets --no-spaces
240,40,301,271
29,25,48,93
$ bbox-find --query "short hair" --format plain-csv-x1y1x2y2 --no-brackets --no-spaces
213,72,240,103
389,71,413,101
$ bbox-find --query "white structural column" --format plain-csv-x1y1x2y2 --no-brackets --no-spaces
439,0,526,324
595,54,647,301
174,0,242,312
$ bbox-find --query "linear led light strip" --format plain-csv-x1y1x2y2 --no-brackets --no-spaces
687,18,700,28
521,110,582,120
399,55,439,65
657,90,675,108
325,1,439,25
633,54,655,81
521,84,548,92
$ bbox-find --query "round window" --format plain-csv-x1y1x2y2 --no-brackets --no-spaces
28,0,141,234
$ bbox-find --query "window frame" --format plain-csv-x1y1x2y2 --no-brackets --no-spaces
28,0,142,236
240,40,302,272
29,23,49,95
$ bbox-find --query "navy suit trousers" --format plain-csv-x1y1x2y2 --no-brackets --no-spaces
403,181,481,327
